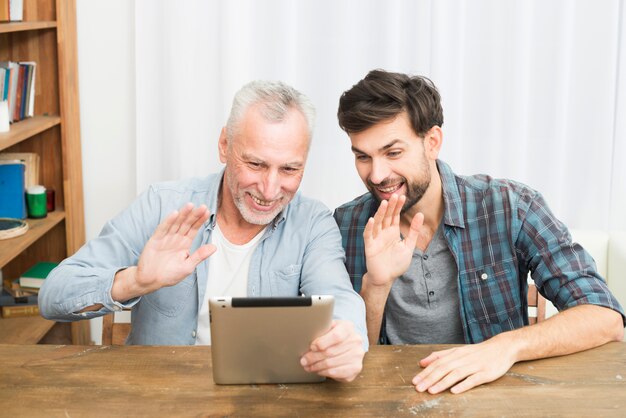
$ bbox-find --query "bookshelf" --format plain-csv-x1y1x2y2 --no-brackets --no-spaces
0,0,89,344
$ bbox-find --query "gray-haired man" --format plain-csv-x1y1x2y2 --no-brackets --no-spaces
40,80,367,382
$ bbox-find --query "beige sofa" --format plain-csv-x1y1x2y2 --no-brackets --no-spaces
542,229,626,340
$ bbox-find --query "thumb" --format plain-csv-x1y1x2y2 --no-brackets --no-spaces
404,212,424,249
187,244,217,267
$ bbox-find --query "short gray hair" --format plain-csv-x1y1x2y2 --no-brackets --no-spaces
226,80,316,143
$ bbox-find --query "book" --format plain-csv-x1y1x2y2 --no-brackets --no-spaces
0,152,40,188
9,0,23,22
0,287,38,307
1,304,40,318
18,262,59,289
0,160,27,219
0,0,9,22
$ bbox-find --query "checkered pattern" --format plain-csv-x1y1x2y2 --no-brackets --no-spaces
334,160,625,343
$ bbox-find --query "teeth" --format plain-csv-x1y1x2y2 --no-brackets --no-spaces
378,184,402,193
251,195,273,206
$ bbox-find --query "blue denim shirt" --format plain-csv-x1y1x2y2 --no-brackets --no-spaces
40,171,368,347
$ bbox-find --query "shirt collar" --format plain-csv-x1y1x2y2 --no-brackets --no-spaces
437,159,466,229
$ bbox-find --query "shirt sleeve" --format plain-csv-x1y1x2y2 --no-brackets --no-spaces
300,206,369,351
515,190,626,325
38,186,162,321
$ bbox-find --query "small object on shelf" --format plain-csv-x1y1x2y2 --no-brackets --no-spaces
0,100,9,132
25,184,47,218
0,217,28,240
46,188,55,211
0,160,26,219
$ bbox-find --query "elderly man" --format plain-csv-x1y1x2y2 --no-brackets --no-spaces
334,69,625,392
40,80,367,382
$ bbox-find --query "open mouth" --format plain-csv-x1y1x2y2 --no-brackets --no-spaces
247,192,281,211
376,182,404,194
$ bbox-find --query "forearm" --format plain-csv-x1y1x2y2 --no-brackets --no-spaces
39,263,134,320
359,273,393,346
498,304,624,363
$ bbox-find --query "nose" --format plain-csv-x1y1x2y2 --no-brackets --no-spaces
369,158,390,185
260,169,280,199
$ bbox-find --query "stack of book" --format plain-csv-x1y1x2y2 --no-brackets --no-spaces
0,261,58,318
0,61,36,123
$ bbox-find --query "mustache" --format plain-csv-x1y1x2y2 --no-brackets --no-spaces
367,177,406,189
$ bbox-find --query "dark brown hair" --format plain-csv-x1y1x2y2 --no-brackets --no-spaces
337,69,443,136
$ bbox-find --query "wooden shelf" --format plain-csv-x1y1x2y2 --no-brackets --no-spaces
0,316,56,344
0,0,90,345
0,211,65,269
0,21,57,34
0,115,61,151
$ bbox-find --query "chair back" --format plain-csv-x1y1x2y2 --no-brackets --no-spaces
102,311,131,345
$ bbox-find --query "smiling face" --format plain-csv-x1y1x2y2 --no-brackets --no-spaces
219,103,309,226
349,112,439,212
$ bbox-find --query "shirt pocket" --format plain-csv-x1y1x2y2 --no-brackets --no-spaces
270,264,302,296
462,261,522,325
143,274,196,317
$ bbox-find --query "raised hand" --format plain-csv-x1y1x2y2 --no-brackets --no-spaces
112,203,216,301
363,194,424,286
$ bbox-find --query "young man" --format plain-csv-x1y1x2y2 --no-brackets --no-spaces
40,80,366,382
333,69,625,392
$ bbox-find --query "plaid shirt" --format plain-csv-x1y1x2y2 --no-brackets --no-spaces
334,159,625,344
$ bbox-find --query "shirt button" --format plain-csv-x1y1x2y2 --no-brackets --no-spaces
481,273,489,280
192,331,197,338
425,272,431,279
428,291,435,296
422,255,429,260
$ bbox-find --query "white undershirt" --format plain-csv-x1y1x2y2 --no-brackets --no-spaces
195,223,265,345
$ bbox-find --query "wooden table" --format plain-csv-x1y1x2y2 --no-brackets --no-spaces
0,343,624,417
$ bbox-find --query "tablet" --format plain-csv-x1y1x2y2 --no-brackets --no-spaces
209,295,334,384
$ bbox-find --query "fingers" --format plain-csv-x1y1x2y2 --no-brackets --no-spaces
157,203,211,238
300,320,365,382
450,372,486,394
152,210,179,240
382,194,401,228
371,199,388,238
168,202,194,235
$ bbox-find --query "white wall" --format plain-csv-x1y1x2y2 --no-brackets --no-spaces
75,1,625,344
76,0,136,344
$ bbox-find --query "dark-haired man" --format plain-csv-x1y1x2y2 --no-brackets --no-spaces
334,69,625,393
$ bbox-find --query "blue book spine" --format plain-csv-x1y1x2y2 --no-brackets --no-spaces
0,162,27,219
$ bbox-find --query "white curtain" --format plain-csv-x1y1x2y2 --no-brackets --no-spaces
134,0,626,231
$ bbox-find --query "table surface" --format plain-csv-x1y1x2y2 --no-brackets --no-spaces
0,342,625,417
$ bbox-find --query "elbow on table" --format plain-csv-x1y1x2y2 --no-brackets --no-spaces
608,310,625,342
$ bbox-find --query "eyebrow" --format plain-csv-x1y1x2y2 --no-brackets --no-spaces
241,153,304,169
351,139,404,154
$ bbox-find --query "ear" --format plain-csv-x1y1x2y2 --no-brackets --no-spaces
218,127,228,164
423,126,443,160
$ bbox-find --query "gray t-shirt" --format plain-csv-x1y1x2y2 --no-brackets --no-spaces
385,222,465,344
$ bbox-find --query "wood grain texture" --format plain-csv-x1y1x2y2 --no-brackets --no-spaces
0,317,55,344
55,0,84,255
0,343,624,417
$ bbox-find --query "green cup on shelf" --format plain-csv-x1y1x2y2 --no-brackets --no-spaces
26,185,48,219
